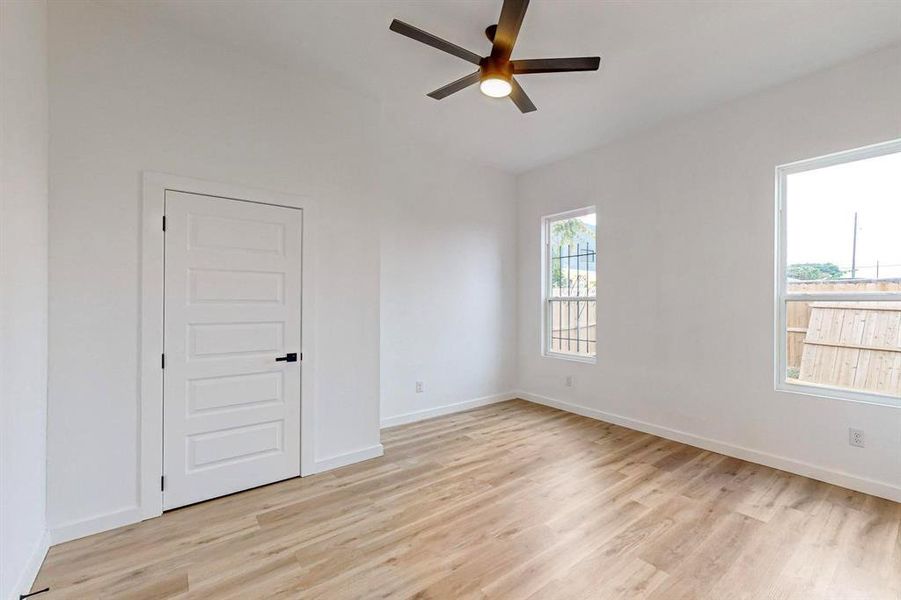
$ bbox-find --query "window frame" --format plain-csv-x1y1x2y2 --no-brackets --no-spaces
542,206,598,363
774,138,901,407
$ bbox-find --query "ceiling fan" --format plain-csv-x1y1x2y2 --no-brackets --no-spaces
389,0,600,113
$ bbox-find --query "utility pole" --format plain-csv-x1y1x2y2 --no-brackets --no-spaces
850,212,858,279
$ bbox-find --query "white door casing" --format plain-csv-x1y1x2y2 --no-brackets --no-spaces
163,190,302,510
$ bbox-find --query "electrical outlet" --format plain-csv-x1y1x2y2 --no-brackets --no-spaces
565,375,573,388
849,428,865,448
415,381,424,393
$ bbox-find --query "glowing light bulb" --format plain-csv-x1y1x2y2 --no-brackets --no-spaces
479,77,512,98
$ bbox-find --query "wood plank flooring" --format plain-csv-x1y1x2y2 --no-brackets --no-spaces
33,399,901,599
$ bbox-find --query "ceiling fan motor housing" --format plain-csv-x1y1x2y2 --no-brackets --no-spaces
480,57,513,83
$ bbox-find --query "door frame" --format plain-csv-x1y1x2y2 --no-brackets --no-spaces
140,172,317,520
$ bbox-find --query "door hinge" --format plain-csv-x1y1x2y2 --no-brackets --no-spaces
162,215,166,231
300,352,303,361
161,475,165,491
161,354,165,369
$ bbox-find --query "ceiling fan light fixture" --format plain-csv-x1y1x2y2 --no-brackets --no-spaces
479,58,514,98
480,76,512,98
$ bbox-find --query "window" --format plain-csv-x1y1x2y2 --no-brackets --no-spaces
543,208,597,361
776,140,901,404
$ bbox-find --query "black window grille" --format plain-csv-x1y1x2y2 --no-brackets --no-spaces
548,243,596,357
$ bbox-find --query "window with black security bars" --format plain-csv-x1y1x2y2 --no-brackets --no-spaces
545,210,597,359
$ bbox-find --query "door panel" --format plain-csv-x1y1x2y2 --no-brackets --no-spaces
187,421,283,470
189,269,285,304
163,190,301,510
188,321,285,357
187,371,284,414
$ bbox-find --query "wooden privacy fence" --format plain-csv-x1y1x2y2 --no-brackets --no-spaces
549,299,596,356
786,279,901,396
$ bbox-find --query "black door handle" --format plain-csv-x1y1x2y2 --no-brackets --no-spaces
275,353,298,363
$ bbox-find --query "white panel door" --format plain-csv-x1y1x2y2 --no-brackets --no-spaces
163,190,302,510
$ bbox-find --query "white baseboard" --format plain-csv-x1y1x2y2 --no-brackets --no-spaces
381,391,517,428
48,445,385,546
50,506,143,545
313,443,384,473
8,529,50,600
517,391,901,503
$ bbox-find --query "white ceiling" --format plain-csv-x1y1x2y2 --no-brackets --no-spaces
104,0,901,172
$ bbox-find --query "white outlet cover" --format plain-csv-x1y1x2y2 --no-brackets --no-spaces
849,428,865,448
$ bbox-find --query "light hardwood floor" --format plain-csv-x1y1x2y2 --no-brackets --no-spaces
33,400,901,599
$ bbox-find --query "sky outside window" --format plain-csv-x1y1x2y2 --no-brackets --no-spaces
786,151,901,280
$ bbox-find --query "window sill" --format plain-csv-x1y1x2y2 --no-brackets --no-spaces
776,380,901,409
543,351,597,365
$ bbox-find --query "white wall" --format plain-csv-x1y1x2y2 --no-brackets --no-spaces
45,0,520,541
0,1,50,597
46,2,382,538
516,45,901,501
379,128,517,427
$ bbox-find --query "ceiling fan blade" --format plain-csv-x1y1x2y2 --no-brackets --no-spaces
389,19,482,66
491,0,529,62
512,57,600,75
427,71,481,100
509,77,536,113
